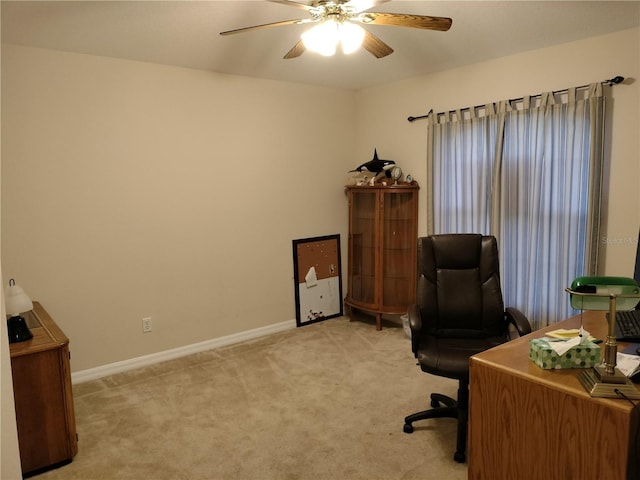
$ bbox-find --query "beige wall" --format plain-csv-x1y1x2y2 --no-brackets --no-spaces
1,31,23,480
354,27,640,276
1,45,354,372
2,28,639,376
2,26,639,478
0,267,21,480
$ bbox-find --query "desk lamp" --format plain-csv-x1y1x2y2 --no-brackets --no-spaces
567,276,640,399
5,278,34,344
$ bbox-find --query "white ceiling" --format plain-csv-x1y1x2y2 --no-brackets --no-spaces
2,1,639,91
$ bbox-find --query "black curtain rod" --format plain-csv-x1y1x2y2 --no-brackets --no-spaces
407,75,625,123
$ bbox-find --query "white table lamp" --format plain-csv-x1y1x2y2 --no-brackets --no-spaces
5,279,34,343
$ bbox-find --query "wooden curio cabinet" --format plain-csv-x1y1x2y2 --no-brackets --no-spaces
345,183,419,330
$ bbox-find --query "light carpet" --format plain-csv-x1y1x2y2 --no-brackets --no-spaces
38,314,468,480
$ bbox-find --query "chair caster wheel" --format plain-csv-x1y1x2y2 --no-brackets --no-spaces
454,451,465,463
403,423,414,434
430,399,440,408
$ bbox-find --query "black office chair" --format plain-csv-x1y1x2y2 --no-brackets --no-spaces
403,234,531,463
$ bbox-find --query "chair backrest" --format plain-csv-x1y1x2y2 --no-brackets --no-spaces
416,234,506,339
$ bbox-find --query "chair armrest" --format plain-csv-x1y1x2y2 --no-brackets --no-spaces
408,303,422,356
505,307,532,337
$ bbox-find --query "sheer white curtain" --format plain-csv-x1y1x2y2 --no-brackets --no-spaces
429,106,499,234
427,84,606,330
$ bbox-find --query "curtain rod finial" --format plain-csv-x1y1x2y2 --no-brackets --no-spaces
606,76,624,85
407,109,433,123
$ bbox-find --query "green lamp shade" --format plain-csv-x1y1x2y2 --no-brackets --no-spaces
570,276,640,311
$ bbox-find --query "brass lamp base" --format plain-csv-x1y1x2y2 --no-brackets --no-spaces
578,367,640,399
566,281,640,400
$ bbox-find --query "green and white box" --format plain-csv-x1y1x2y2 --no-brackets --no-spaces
529,337,601,369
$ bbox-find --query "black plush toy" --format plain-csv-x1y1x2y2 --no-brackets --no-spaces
351,149,395,176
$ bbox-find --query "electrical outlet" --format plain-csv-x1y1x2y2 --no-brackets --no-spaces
142,317,152,333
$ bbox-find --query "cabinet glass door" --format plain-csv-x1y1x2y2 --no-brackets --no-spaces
349,191,377,306
381,191,415,309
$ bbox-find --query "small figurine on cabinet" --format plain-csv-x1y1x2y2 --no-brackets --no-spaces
390,166,403,184
347,149,405,186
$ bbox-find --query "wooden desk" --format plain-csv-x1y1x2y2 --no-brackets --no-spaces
469,311,640,480
10,302,78,477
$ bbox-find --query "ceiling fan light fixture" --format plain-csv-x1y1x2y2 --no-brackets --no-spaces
301,20,365,56
302,20,339,56
339,22,365,54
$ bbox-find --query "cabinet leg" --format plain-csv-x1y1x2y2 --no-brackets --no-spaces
376,313,382,331
345,303,352,321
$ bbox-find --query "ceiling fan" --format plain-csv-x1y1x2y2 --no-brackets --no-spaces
220,0,452,59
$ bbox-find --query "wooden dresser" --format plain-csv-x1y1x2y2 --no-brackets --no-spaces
9,301,78,477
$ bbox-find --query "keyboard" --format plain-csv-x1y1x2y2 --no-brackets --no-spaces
614,309,640,341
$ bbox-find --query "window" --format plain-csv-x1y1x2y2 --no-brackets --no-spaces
427,85,605,329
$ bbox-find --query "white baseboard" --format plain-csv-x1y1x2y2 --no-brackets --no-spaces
71,319,297,384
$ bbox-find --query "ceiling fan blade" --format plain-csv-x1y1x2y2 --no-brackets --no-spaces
220,18,313,36
343,0,390,14
284,40,306,59
358,12,452,31
362,30,393,58
267,0,314,11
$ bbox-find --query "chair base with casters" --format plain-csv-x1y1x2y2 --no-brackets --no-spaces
403,381,469,463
